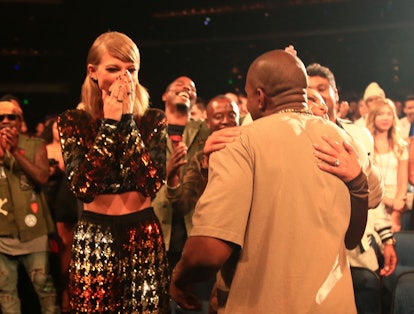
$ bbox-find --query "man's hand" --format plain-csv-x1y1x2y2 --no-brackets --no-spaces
170,261,202,311
380,244,397,276
0,145,5,160
166,142,188,187
170,237,234,312
284,45,297,56
0,126,19,154
203,127,240,156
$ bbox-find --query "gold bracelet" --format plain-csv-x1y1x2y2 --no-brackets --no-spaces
166,182,181,190
383,238,396,246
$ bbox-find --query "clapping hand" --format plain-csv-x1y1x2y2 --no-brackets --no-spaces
166,142,188,187
0,126,19,156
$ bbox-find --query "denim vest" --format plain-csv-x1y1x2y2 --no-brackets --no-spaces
0,134,55,241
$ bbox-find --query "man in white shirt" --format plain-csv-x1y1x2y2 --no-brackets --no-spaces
307,63,396,276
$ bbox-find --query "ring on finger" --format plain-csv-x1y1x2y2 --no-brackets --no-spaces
333,158,340,167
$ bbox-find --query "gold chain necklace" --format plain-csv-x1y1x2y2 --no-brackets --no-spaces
276,108,313,115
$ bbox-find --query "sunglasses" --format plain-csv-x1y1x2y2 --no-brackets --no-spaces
0,114,18,122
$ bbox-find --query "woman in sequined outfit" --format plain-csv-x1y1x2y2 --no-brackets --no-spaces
57,31,170,313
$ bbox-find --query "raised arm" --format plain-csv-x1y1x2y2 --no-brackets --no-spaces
1,126,49,186
58,109,165,202
58,110,123,202
167,152,207,216
167,127,240,216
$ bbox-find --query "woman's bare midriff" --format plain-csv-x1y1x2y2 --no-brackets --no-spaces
83,191,152,215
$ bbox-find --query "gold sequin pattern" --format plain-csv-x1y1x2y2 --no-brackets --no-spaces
70,209,170,313
57,109,167,203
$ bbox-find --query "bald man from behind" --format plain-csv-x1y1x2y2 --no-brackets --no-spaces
170,50,374,313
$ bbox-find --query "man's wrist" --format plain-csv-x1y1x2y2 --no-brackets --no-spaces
383,238,396,246
392,198,406,210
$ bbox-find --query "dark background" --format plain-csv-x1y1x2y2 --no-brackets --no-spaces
1,0,414,133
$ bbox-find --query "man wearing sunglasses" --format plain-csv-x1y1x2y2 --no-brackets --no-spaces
0,101,59,313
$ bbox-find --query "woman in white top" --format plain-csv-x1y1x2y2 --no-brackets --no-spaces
366,98,408,231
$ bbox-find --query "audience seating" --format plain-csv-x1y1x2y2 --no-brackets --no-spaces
383,231,414,292
401,210,413,231
391,270,414,314
350,266,382,314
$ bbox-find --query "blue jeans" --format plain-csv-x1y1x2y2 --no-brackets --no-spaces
0,252,59,314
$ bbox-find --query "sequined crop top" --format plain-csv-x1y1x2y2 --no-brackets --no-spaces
57,108,167,203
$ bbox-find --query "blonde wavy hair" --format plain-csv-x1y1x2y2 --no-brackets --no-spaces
80,31,149,120
366,98,406,157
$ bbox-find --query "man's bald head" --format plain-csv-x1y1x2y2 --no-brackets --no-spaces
245,50,308,120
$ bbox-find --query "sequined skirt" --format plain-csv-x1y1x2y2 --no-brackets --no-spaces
69,208,170,313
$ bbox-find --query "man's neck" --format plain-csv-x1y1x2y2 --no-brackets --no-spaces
165,106,190,126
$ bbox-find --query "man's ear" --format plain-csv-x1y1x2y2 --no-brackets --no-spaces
257,88,266,112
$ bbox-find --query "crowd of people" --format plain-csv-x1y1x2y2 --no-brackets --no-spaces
0,31,413,314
